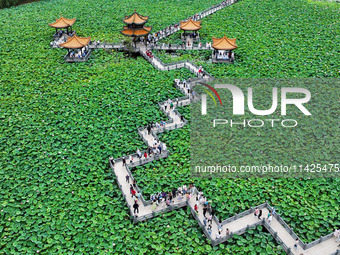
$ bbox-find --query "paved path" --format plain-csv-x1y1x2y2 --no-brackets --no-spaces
47,0,339,254
110,74,339,254
109,2,339,252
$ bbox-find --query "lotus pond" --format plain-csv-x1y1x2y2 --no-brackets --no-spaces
0,0,339,254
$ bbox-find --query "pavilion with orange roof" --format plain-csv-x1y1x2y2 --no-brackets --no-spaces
121,11,152,46
180,18,201,42
49,15,76,38
211,35,237,63
59,35,91,62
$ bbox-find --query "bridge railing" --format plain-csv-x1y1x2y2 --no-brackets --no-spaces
263,220,295,255
147,44,211,51
89,42,124,49
304,232,335,250
220,203,267,226
109,159,135,216
134,200,187,222
265,203,307,249
213,221,262,246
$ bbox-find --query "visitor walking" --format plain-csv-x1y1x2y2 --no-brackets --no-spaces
218,219,223,231
207,215,212,224
122,157,126,166
216,230,221,239
203,216,207,226
144,151,147,159
334,228,340,242
271,207,276,215
129,155,133,164
133,201,139,214
203,205,207,217
258,209,262,220
267,213,273,225
254,207,259,218
207,224,212,235
131,188,136,198
211,208,215,217
109,157,115,166
226,228,230,236
125,174,129,183
294,238,299,251
172,188,177,198
137,148,141,159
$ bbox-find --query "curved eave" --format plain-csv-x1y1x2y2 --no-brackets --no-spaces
123,12,149,25
49,16,76,28
180,18,201,31
212,36,237,50
59,35,91,49
121,27,152,37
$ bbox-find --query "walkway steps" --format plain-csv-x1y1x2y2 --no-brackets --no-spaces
48,0,339,254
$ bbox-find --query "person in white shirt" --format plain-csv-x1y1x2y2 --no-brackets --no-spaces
334,229,340,242
216,231,221,239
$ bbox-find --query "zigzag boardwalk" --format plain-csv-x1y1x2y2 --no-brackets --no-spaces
109,11,339,255
52,1,338,254
109,76,339,255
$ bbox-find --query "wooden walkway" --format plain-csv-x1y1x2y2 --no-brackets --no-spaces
47,0,339,254
108,2,339,254
109,78,339,255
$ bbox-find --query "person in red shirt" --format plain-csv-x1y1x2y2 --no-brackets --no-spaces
131,189,136,198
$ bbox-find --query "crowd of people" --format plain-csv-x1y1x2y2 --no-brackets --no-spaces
174,78,198,100
69,46,89,58
214,50,235,61
55,29,75,38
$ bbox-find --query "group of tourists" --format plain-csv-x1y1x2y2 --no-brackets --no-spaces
174,78,198,101
55,29,75,38
215,50,235,61
69,46,89,58
163,98,176,113
149,184,202,209
253,207,276,223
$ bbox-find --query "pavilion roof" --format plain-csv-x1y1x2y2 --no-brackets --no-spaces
49,15,76,28
121,26,152,37
59,35,91,49
212,35,237,50
123,12,149,25
179,18,201,31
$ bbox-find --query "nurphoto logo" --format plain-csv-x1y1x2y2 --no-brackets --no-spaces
200,83,312,128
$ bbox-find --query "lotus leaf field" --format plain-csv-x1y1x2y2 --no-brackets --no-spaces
0,0,339,254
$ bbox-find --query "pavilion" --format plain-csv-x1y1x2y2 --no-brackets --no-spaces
49,15,76,39
59,35,91,62
180,18,201,42
121,11,152,46
211,35,237,63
